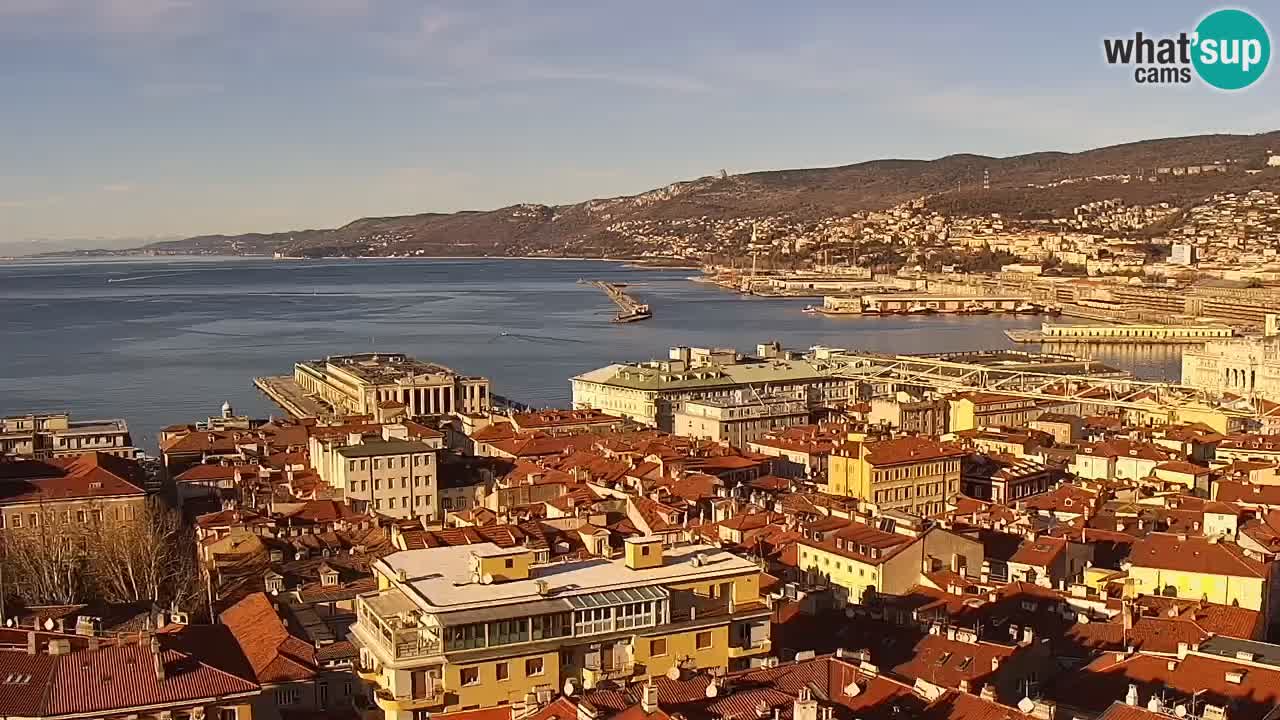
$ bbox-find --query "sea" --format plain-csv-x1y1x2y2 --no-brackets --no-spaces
0,257,1184,449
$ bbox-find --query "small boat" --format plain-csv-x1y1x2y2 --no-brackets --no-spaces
1044,304,1063,316
907,303,936,315
961,302,991,315
803,305,818,315
1014,302,1041,314
861,307,882,316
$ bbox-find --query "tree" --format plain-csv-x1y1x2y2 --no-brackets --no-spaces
91,499,203,614
1,502,93,606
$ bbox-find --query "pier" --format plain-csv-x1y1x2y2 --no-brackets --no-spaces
583,280,652,323
254,375,331,419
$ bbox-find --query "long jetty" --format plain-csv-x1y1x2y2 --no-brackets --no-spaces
581,280,652,322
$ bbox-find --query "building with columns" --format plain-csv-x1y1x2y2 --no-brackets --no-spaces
1182,336,1280,401
294,353,491,417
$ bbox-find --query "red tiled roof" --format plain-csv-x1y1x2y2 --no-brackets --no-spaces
220,592,317,684
864,437,966,466
1129,532,1267,578
0,452,146,506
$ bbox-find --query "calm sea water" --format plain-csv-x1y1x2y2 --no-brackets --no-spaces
0,257,1180,448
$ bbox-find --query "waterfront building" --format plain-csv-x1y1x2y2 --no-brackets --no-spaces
351,537,772,716
672,390,810,447
1033,322,1232,342
0,412,136,460
294,353,492,417
0,451,148,532
826,435,964,516
1182,336,1280,401
570,343,855,431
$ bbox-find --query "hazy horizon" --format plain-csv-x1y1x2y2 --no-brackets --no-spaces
3,1,1278,243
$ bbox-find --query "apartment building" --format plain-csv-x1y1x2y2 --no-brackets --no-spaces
0,412,136,460
330,434,442,520
351,537,771,718
294,353,492,417
827,436,965,516
0,452,148,533
571,343,855,431
673,391,810,447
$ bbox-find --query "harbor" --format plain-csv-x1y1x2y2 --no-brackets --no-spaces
583,279,653,323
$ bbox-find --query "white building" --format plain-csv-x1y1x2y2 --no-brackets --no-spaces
571,343,856,431
1170,243,1198,266
673,391,810,447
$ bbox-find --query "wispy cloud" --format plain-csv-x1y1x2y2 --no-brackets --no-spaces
100,182,135,193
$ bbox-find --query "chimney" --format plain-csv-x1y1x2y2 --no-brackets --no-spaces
151,636,166,682
980,684,996,702
26,632,36,656
1125,684,1139,707
991,657,1001,672
48,639,71,656
959,679,971,694
1021,626,1034,645
577,701,599,720
793,688,819,720
640,680,660,714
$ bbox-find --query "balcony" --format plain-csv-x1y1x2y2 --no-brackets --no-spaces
354,592,443,663
373,683,443,713
583,661,637,686
728,639,772,658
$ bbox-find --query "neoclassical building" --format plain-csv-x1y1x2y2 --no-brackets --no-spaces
1182,336,1280,400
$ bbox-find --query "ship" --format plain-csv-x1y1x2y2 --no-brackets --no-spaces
612,303,653,323
803,305,819,314
907,303,936,315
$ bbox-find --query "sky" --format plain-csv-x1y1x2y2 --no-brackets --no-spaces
1,1,1279,243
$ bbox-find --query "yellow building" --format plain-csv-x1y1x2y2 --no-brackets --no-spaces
1126,533,1273,620
795,522,984,604
352,537,772,718
827,436,964,516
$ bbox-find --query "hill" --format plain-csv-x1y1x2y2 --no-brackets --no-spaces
141,131,1280,259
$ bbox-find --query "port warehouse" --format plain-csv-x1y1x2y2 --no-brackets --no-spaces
860,295,1028,312
1037,323,1233,339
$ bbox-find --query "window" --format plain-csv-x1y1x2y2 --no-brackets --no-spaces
10,515,19,529
505,559,514,569
77,510,86,523
28,514,37,528
276,688,301,706
320,683,329,706
495,662,509,681
218,709,238,720
650,638,667,656
642,545,651,556
461,668,479,686
525,658,544,676
696,631,713,650
343,681,352,697
389,497,397,509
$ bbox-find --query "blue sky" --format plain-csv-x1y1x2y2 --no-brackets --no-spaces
1,1,1278,242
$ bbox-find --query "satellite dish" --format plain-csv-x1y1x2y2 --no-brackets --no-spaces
666,665,682,681
1175,706,1188,718
705,682,719,699
844,682,861,698
563,679,577,696
43,619,55,631
1017,698,1036,714
481,573,494,585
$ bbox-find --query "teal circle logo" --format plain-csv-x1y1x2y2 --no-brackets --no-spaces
1192,9,1270,90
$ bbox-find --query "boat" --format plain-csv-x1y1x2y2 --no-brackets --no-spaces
612,303,653,323
803,305,818,314
960,302,991,315
1044,304,1063,316
1014,302,1041,314
907,303,936,315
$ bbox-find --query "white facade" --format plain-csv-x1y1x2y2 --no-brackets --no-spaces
1182,337,1280,401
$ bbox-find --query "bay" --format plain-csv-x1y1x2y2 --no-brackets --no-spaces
0,257,1180,447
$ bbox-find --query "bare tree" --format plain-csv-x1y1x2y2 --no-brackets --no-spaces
91,498,202,614
0,502,93,606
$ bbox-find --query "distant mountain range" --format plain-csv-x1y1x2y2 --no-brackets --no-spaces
134,130,1280,259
